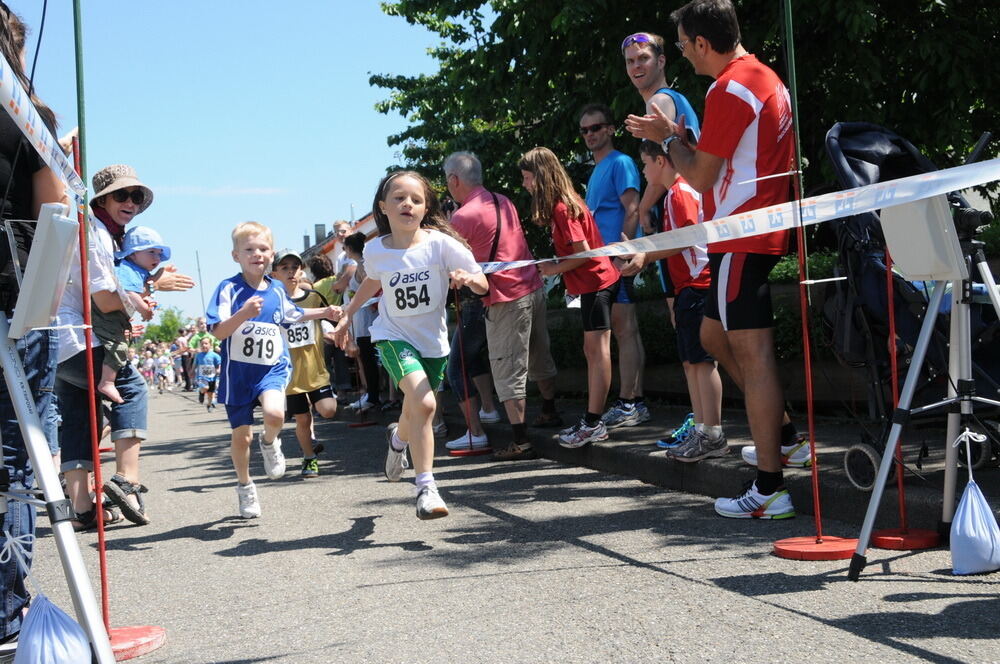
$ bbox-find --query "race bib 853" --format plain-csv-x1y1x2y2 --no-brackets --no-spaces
232,321,284,366
284,321,315,349
381,267,442,318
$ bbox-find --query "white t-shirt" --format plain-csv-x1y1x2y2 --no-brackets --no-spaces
364,229,481,357
55,218,120,363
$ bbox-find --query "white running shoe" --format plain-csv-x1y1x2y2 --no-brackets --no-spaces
415,485,449,520
346,395,369,411
559,419,608,449
445,430,489,450
258,434,286,480
236,482,261,519
478,408,502,424
741,436,812,468
432,421,448,438
384,423,409,482
714,482,795,519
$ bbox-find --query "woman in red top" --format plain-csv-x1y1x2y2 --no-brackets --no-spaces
518,147,619,449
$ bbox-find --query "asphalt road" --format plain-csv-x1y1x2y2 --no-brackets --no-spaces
29,391,1000,663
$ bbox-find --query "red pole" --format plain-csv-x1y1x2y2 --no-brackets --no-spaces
72,136,111,630
795,226,824,542
451,290,475,450
884,252,908,531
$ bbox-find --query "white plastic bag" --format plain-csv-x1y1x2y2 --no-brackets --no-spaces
950,429,1000,575
13,594,91,664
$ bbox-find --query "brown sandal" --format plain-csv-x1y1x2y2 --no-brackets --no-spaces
492,443,538,461
531,412,564,428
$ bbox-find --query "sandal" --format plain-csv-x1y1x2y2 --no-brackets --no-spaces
531,412,564,428
71,501,123,532
103,474,150,525
492,442,538,461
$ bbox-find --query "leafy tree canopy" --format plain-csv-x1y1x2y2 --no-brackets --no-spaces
142,306,190,344
372,0,999,247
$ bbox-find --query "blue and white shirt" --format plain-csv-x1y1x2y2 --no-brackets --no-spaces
206,274,304,405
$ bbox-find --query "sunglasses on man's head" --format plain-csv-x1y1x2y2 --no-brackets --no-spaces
580,123,611,136
621,33,662,55
111,189,145,205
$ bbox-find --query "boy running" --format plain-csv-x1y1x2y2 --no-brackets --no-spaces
271,249,339,478
193,336,221,412
207,222,341,518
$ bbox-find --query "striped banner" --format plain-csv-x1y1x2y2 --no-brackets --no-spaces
481,157,1000,273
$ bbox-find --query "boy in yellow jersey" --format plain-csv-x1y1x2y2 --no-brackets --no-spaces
272,250,339,477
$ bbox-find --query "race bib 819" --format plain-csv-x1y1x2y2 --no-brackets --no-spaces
232,322,284,366
381,267,442,318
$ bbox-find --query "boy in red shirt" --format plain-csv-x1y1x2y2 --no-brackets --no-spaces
636,140,726,461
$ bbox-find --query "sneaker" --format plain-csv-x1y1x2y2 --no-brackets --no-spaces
346,394,369,411
559,419,608,448
384,423,409,482
666,429,729,463
478,408,501,424
415,485,449,520
714,481,795,519
301,457,319,478
258,434,286,480
741,435,812,468
445,431,489,450
432,421,448,438
236,482,261,518
601,400,641,429
634,402,651,424
656,413,695,449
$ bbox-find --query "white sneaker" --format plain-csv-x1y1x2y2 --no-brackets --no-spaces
385,423,409,482
432,421,448,437
258,434,286,480
714,482,795,519
415,485,449,520
445,431,489,450
346,394,369,411
741,436,812,468
236,482,261,518
478,408,502,424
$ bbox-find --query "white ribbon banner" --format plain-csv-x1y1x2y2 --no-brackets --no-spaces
0,52,86,197
481,157,1000,274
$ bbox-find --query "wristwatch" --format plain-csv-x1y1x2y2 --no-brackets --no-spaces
662,135,681,154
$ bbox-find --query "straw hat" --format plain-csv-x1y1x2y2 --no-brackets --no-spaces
90,164,154,214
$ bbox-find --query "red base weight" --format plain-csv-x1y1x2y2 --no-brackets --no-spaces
871,528,940,550
110,625,166,661
449,447,493,457
348,421,377,428
773,535,858,560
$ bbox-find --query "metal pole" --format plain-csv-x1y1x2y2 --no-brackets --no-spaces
196,250,206,316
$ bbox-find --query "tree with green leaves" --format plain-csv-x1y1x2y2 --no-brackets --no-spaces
142,306,190,344
372,0,999,230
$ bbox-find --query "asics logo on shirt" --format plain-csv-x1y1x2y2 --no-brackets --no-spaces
388,270,431,287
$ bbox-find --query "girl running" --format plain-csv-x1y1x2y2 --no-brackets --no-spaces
333,171,487,520
518,147,620,448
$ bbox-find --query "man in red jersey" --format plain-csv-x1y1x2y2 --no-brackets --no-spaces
626,0,808,520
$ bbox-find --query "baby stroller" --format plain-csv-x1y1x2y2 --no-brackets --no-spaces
823,122,1000,488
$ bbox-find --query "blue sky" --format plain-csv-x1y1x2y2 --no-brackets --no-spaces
9,0,440,321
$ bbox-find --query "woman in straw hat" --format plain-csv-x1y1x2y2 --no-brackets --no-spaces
56,164,194,529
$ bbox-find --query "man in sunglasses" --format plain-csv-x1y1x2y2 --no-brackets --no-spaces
577,103,649,430
625,0,805,521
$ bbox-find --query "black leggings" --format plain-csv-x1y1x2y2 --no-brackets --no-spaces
357,337,381,404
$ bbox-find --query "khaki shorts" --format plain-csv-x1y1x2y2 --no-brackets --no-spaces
485,287,557,403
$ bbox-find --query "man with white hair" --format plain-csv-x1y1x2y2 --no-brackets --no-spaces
444,151,561,460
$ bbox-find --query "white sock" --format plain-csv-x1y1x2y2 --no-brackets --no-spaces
695,422,705,433
705,425,723,439
415,472,434,489
391,430,408,452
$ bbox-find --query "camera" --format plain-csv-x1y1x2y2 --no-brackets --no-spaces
953,206,994,242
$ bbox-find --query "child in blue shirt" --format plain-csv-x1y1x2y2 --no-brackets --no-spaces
94,226,166,404
206,221,341,518
193,336,222,412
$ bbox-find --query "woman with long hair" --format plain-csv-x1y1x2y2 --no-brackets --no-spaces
518,147,620,449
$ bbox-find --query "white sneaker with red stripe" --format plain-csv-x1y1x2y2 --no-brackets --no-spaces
741,435,812,468
714,482,795,519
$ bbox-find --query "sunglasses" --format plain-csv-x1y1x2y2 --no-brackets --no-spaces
110,188,145,205
580,123,611,135
621,33,662,55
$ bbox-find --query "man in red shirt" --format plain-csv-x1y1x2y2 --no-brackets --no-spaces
626,0,807,520
444,152,561,460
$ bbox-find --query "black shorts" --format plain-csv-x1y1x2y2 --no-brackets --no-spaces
579,283,618,332
201,380,216,392
673,287,713,364
286,384,336,416
704,253,781,331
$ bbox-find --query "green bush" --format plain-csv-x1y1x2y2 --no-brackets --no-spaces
770,251,839,284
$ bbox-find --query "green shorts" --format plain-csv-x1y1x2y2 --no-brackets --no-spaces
376,340,448,391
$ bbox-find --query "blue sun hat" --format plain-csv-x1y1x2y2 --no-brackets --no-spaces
115,226,171,261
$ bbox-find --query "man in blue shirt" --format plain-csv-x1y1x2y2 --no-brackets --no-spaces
580,103,649,428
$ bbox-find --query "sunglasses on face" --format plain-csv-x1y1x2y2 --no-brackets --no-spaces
110,188,145,205
580,123,611,136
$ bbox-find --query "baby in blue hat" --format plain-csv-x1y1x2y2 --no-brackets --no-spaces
93,226,170,403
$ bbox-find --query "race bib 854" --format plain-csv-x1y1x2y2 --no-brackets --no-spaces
232,322,284,366
381,267,443,318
